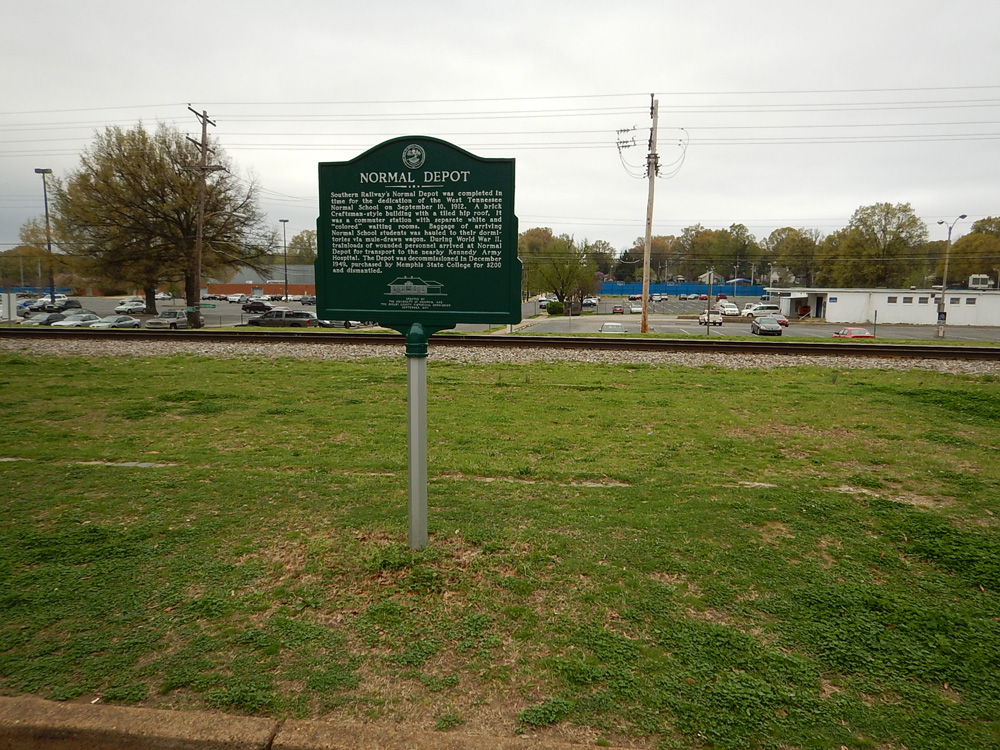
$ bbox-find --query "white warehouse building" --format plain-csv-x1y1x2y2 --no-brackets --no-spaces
764,287,1000,326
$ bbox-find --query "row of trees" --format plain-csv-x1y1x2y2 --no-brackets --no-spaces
519,204,1000,302
2,123,315,325
8,122,999,318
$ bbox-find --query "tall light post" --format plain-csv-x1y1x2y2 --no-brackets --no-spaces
936,214,967,339
33,169,57,305
279,219,289,301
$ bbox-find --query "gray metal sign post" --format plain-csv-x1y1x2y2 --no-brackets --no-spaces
316,137,521,550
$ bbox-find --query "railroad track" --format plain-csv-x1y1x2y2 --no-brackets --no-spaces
2,326,999,360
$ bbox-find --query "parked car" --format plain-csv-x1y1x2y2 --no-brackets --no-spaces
242,300,274,313
30,297,81,313
317,319,362,328
299,295,317,305
833,327,874,339
32,293,68,305
628,303,642,314
154,292,173,300
582,297,598,307
115,301,147,314
599,322,626,333
743,303,782,318
19,312,67,325
716,302,740,316
678,293,688,301
247,310,319,328
716,293,728,300
612,305,625,314
51,313,101,328
751,316,783,336
227,293,249,304
698,310,723,326
698,294,709,300
90,315,142,329
628,294,643,301
145,310,189,329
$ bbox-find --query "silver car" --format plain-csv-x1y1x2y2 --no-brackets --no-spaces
51,313,102,328
90,315,142,329
144,310,190,329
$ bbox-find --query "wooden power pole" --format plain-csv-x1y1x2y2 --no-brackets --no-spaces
640,96,659,333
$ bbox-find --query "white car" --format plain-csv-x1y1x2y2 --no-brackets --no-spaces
629,303,642,314
716,302,740,316
742,303,782,318
154,292,173,300
51,313,102,327
115,301,147,314
599,322,625,333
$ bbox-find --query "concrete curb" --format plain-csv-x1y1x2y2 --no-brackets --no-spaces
0,696,626,750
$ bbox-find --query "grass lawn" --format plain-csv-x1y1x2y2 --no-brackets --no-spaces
1,351,999,749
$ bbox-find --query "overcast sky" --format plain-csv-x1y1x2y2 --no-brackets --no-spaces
3,0,998,256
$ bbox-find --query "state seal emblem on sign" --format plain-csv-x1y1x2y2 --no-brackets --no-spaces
402,144,426,169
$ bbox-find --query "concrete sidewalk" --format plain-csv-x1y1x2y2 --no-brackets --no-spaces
0,695,627,749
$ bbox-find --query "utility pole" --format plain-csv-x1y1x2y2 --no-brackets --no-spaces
33,169,56,306
186,106,218,329
640,95,659,334
280,219,289,301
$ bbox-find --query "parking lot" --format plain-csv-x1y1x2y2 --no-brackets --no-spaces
526,296,1000,343
5,295,328,329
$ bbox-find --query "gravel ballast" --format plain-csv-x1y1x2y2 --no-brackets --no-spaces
3,337,1000,375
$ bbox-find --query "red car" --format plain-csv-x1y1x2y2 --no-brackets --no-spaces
612,305,625,314
833,327,874,338
699,294,709,300
773,314,789,327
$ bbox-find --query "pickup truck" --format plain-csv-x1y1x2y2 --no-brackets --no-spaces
698,310,723,326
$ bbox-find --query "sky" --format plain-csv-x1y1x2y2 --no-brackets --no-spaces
3,0,998,256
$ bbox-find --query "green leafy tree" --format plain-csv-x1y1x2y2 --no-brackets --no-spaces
712,223,763,279
6,218,76,294
611,247,642,282
0,243,53,291
286,229,317,265
671,224,732,281
970,216,1000,237
942,233,1000,284
764,227,821,284
52,122,272,325
624,235,679,281
815,203,927,287
518,227,596,303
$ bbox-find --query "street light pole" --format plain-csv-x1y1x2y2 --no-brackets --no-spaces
935,214,967,339
33,169,56,305
280,219,289,301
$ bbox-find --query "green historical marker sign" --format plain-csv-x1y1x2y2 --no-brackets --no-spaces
315,136,521,330
315,137,520,551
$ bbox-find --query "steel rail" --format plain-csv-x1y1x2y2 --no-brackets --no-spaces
2,326,999,360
